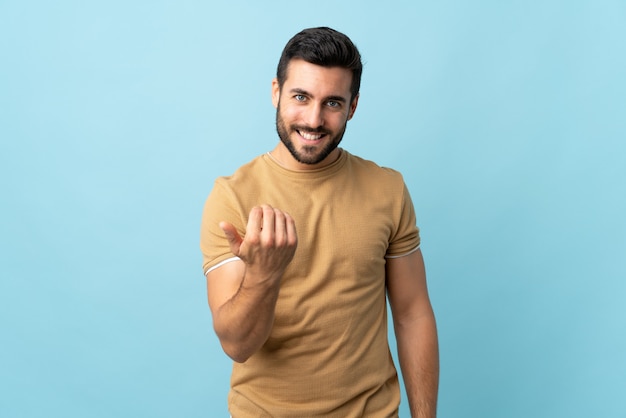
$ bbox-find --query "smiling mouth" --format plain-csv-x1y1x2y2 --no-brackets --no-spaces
296,128,329,141
299,131,323,141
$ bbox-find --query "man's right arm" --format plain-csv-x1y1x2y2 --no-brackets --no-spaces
205,205,297,363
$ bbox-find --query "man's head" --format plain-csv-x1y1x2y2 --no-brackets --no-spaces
271,28,362,170
276,27,362,103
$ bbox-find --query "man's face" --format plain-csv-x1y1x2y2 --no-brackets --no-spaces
272,58,359,170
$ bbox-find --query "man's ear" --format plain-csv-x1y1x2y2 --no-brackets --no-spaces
271,78,280,109
347,93,360,120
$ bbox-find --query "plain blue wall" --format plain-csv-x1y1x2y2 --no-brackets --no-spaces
1,1,625,417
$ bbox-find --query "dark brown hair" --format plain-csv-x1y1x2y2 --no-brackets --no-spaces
276,27,362,101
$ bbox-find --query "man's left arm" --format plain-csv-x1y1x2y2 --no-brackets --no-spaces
386,248,439,418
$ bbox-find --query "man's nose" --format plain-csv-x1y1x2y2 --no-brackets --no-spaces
303,103,324,128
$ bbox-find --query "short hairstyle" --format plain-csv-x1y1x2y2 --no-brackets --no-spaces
276,27,363,101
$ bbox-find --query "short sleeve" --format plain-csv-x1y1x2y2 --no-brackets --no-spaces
199,179,247,275
385,182,420,258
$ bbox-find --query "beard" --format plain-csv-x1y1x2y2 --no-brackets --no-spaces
275,104,348,166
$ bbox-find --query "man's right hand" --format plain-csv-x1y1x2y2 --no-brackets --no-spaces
220,204,298,286
206,205,298,362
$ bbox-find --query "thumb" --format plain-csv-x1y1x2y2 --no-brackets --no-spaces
219,221,243,256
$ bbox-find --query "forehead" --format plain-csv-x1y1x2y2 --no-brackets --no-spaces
283,58,353,98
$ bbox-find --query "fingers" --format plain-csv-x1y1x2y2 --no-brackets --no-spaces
245,205,296,242
284,212,297,246
271,209,297,247
261,206,277,243
226,205,297,279
245,205,298,253
266,206,297,245
245,206,264,241
220,221,244,255
222,205,297,253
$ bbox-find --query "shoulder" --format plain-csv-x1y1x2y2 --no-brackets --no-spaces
344,151,405,187
214,154,268,188
345,151,402,174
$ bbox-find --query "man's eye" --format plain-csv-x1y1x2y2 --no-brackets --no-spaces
295,95,306,101
327,101,340,108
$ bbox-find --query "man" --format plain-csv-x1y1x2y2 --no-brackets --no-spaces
200,27,439,417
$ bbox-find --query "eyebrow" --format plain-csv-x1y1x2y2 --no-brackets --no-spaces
289,88,348,103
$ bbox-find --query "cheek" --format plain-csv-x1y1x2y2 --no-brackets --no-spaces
328,113,349,130
280,106,302,123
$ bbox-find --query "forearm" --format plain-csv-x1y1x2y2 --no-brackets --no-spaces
213,273,281,363
395,312,439,418
207,205,297,362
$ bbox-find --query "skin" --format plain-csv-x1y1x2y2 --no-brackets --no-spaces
270,58,358,171
207,205,297,363
206,58,439,417
387,250,440,417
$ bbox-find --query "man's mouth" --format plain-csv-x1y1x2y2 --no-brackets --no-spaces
297,129,326,141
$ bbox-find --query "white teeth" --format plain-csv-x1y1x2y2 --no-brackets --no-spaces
300,131,323,140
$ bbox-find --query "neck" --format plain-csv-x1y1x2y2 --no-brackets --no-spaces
269,144,342,171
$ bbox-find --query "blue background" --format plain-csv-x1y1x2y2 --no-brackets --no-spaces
1,1,625,417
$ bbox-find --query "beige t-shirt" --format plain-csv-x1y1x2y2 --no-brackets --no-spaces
200,150,420,417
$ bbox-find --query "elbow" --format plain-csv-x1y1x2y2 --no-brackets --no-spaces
213,319,265,363
229,353,251,364
221,342,252,363
213,326,252,363
215,327,254,362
